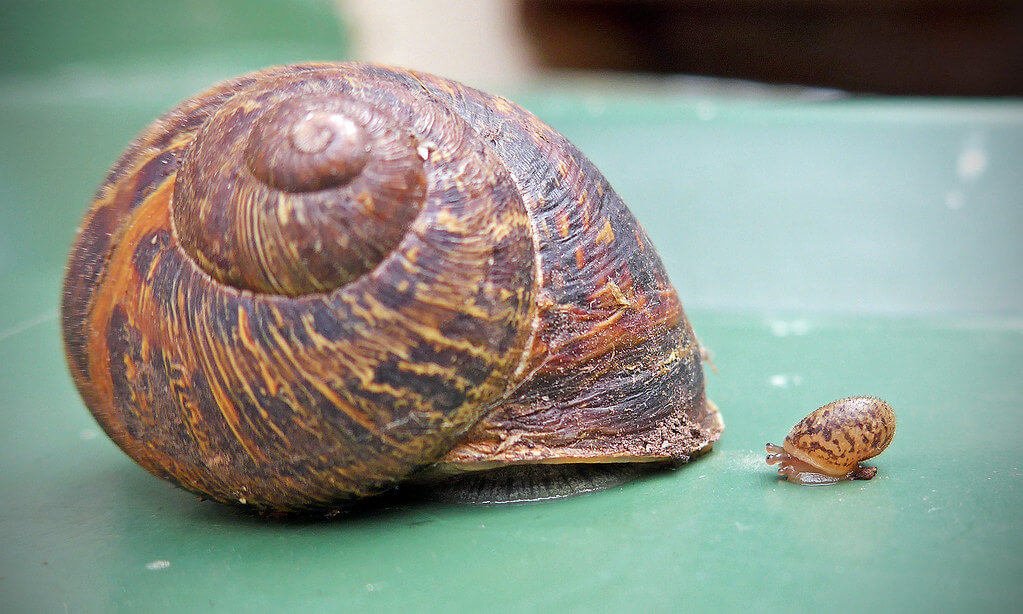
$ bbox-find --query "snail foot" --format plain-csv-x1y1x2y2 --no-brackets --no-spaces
849,465,878,481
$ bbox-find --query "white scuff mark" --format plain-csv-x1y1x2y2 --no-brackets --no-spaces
945,190,965,210
79,429,98,440
696,101,717,121
582,96,607,118
0,309,58,344
957,134,988,182
734,521,751,532
768,319,810,337
145,560,171,571
769,374,803,388
730,450,770,472
416,142,436,161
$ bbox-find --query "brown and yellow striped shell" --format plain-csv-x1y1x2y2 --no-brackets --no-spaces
766,397,896,485
61,62,722,511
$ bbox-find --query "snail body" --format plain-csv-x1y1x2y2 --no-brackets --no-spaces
61,62,722,511
766,396,896,485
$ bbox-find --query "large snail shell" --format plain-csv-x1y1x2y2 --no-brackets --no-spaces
61,63,722,511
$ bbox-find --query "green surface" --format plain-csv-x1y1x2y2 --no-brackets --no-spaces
2,2,1023,613
3,308,1022,612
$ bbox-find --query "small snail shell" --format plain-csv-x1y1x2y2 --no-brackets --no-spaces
61,62,722,511
766,397,896,485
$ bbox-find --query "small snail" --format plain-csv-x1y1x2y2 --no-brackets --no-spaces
766,397,896,485
61,62,722,512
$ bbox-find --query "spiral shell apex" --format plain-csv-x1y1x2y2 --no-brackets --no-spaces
61,62,722,511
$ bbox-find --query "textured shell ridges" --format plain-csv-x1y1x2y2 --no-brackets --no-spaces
61,62,721,510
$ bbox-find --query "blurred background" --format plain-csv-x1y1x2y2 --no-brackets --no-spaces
344,0,1023,96
4,0,1022,94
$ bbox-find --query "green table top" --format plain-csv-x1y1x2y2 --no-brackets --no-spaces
2,1,1022,612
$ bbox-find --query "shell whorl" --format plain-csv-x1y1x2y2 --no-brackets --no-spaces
63,64,538,507
172,76,430,296
61,63,721,510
